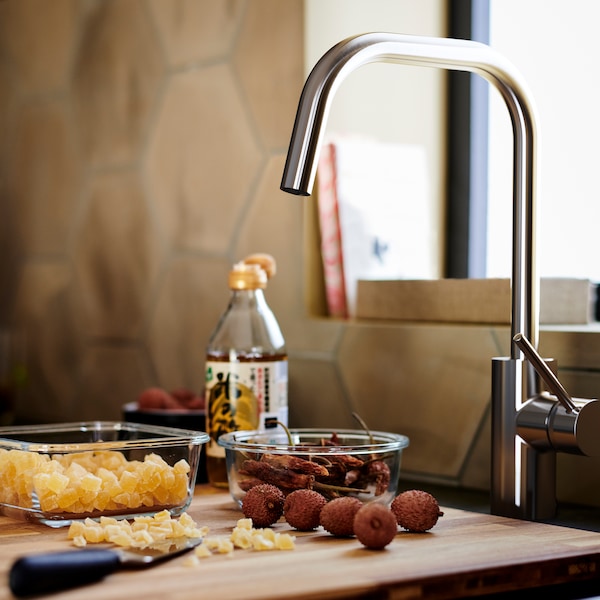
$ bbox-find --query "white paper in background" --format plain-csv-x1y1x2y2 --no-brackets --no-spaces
332,137,435,315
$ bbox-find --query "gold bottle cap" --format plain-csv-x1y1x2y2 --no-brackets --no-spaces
228,254,276,290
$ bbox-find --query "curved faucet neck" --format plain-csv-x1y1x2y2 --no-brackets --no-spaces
281,32,539,348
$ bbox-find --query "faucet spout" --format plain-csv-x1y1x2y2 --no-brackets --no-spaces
281,32,539,348
280,32,555,520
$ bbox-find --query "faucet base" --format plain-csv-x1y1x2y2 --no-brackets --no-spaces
491,357,557,520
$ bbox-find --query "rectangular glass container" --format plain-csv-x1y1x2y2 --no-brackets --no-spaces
0,421,208,527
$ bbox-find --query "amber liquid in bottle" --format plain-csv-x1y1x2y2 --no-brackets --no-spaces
205,352,288,487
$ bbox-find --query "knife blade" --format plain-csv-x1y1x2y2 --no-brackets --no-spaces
9,537,203,597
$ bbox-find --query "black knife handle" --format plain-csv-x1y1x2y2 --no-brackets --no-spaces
9,549,120,597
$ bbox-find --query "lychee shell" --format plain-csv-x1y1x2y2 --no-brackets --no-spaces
391,489,443,532
284,489,327,531
353,503,397,550
320,496,363,537
242,483,285,527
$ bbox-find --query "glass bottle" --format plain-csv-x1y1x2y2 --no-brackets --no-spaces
204,254,288,488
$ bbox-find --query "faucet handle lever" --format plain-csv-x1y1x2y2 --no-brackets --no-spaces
513,333,579,414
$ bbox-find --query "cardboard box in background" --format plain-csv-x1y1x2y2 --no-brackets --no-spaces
355,278,598,325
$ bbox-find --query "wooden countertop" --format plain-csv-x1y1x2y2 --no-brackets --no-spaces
1,485,600,600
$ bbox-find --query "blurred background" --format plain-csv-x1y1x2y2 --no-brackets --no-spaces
2,0,600,510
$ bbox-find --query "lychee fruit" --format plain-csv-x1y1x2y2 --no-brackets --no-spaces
353,503,398,550
137,387,179,409
391,489,444,532
170,387,205,409
320,496,363,537
283,489,327,531
241,484,285,527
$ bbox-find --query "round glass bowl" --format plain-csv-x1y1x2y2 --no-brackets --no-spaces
218,428,409,507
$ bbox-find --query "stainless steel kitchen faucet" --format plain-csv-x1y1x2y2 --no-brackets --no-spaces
280,33,600,521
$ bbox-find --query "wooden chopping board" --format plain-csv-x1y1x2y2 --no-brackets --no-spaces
1,486,600,600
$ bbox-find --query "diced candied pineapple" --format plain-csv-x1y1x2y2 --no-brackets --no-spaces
1,446,192,517
16,449,44,470
257,527,277,543
83,526,105,544
33,472,50,489
204,537,234,555
160,469,175,489
97,467,118,484
142,469,162,492
118,470,138,493
94,490,111,511
179,512,199,529
57,487,80,510
168,474,189,502
39,495,60,512
104,481,122,499
110,532,134,547
144,453,168,467
104,523,128,541
152,510,171,522
140,492,155,507
79,489,98,505
231,527,253,549
65,461,88,480
275,533,296,550
173,459,190,474
149,523,173,539
16,477,34,497
80,472,102,492
252,533,275,551
193,544,212,559
153,484,170,505
99,516,120,527
131,529,154,546
99,451,127,471
67,520,86,539
113,492,132,507
66,501,86,514
46,471,70,494
66,452,98,472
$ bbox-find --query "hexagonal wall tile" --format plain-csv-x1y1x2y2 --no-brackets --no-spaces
234,155,344,356
0,53,17,165
77,345,154,421
147,255,231,394
148,0,244,67
12,262,82,423
233,0,304,149
72,171,163,339
288,358,356,430
71,0,164,166
337,323,494,480
7,100,81,256
0,0,79,94
145,65,263,253
232,156,303,314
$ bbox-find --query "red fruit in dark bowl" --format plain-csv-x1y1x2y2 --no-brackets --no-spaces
171,388,205,410
137,387,179,410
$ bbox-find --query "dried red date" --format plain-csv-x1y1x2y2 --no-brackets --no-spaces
262,454,329,477
240,459,315,491
236,430,393,502
366,460,391,495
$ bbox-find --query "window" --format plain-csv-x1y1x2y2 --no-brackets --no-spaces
486,0,600,282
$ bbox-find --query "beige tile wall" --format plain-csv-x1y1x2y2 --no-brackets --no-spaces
1,0,600,509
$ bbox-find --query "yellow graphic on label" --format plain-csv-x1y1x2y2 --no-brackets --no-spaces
208,371,259,445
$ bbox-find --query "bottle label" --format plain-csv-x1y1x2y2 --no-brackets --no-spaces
205,360,288,458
